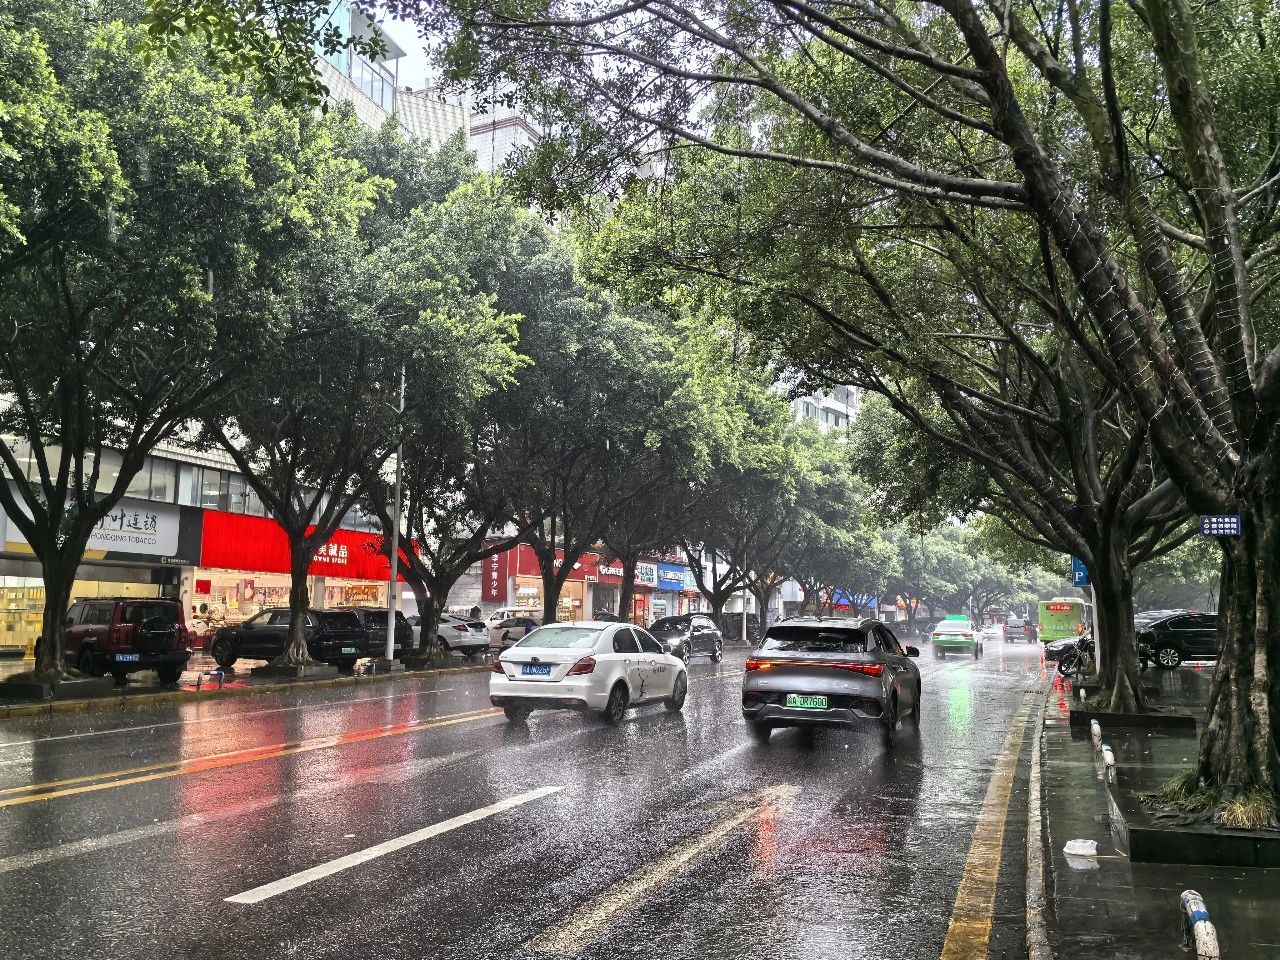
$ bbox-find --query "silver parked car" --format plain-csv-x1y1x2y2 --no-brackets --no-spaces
741,618,921,746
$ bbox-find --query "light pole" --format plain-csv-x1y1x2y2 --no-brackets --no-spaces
379,365,406,673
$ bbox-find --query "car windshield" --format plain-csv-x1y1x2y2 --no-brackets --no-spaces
514,626,602,649
761,626,868,653
650,617,687,632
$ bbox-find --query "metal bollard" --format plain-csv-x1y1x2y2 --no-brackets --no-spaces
1101,745,1115,783
195,669,224,691
1090,719,1102,751
1181,890,1221,960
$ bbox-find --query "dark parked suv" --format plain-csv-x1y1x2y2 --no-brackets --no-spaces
1137,612,1219,669
649,614,724,663
64,597,190,684
209,608,367,672
332,607,414,658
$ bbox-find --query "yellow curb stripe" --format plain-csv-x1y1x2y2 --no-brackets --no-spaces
939,695,1034,960
0,708,500,809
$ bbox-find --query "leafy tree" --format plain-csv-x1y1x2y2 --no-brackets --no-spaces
0,7,331,681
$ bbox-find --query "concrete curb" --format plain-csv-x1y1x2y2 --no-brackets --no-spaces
0,662,488,719
1027,692,1054,960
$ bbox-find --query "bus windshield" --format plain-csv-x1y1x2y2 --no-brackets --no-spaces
1037,599,1090,643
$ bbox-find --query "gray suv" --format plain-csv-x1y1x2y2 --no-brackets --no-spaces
741,618,921,746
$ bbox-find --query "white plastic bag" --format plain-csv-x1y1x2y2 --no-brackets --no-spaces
1063,839,1098,857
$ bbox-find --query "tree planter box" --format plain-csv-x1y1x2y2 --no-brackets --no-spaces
400,654,450,670
0,676,116,703
1069,707,1197,731
249,663,339,681
1107,770,1280,867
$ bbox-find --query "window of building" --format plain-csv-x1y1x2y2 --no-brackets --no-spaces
177,464,200,506
125,458,152,498
245,484,266,517
200,468,227,511
91,449,123,494
227,474,247,514
149,459,177,502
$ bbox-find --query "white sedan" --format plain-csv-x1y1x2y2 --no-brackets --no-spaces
490,621,688,724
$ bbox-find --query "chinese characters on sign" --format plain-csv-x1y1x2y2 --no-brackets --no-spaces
312,542,350,564
483,551,509,602
1199,515,1242,537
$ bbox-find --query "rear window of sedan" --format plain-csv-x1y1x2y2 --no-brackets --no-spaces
514,626,602,649
934,621,974,633
761,626,868,653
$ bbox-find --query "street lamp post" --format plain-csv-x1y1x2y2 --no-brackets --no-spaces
380,365,406,673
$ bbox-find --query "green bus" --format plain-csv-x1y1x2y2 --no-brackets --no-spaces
1037,597,1092,643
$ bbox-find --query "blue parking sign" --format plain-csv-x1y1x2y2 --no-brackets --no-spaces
1070,557,1089,588
1199,515,1242,537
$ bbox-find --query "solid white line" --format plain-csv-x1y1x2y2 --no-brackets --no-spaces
0,688,458,750
225,786,563,905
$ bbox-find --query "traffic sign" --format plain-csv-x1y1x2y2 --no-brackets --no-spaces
1070,556,1090,587
1200,515,1242,537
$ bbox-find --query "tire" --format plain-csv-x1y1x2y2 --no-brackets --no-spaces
77,648,105,678
665,672,688,712
748,720,772,743
336,660,357,675
110,669,128,686
680,643,691,666
710,640,723,663
911,684,922,722
883,697,899,748
156,664,182,686
601,683,629,725
934,648,945,660
503,704,529,722
972,644,980,660
1155,645,1182,670
1057,653,1080,677
210,637,236,670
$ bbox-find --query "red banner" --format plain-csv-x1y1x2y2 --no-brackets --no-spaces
482,550,508,602
199,510,399,581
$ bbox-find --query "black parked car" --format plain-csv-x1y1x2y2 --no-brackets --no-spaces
1137,612,1219,669
332,606,414,658
649,614,724,664
209,608,367,672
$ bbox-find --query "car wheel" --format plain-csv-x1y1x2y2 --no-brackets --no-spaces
748,720,772,743
156,664,182,686
109,669,129,687
338,660,358,674
883,697,899,748
911,684,922,722
211,637,236,670
665,673,688,712
934,648,945,660
601,683,629,725
973,644,980,660
77,648,105,677
1156,645,1182,670
710,640,723,663
503,704,529,722
680,643,691,666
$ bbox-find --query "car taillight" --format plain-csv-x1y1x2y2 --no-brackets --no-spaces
932,633,942,639
490,660,505,674
745,657,772,671
963,633,973,638
567,656,596,676
746,658,883,677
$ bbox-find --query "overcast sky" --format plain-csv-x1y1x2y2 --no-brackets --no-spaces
381,14,433,89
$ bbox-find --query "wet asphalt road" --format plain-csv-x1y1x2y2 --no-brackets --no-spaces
0,640,1048,960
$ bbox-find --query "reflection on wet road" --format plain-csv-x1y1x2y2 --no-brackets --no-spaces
0,641,1047,959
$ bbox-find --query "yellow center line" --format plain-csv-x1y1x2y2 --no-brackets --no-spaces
527,784,798,955
939,695,1034,960
0,708,501,809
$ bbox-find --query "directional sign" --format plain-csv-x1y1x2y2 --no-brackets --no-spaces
1070,556,1090,588
1200,515,1242,537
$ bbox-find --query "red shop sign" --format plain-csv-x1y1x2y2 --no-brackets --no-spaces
199,510,400,581
483,550,509,602
511,544,600,582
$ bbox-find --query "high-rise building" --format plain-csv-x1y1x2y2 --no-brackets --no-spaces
792,386,860,433
314,2,406,129
469,101,543,174
397,88,469,147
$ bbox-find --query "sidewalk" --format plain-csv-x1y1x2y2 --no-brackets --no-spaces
1035,669,1280,958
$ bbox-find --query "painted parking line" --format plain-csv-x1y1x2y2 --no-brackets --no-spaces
0,688,458,751
226,786,564,904
0,708,500,808
527,784,798,955
939,695,1034,960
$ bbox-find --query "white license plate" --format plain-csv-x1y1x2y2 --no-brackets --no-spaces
521,664,553,677
115,653,141,662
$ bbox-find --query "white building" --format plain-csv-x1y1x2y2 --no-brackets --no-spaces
791,385,860,433
397,88,470,147
469,102,543,174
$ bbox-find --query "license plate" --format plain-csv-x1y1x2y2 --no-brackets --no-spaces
341,647,357,654
786,694,828,709
115,653,141,662
521,664,553,677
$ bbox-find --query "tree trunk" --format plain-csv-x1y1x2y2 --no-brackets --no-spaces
419,587,447,658
33,551,78,682
618,555,638,624
1091,547,1145,712
274,535,317,666
541,565,561,624
1194,492,1280,823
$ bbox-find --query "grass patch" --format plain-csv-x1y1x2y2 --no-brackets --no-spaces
1145,772,1279,827
1219,790,1277,829
1082,690,1112,711
1145,770,1222,813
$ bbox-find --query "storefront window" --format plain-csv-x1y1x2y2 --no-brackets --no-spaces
200,468,227,510
178,464,200,506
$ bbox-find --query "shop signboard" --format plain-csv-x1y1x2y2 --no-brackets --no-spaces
199,510,398,580
483,550,508,602
4,487,192,563
635,562,658,588
657,562,686,591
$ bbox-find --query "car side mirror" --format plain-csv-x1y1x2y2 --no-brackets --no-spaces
906,646,920,658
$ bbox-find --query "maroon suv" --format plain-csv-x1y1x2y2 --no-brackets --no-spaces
63,598,191,684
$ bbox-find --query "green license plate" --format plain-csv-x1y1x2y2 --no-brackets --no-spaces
341,647,357,654
785,694,829,709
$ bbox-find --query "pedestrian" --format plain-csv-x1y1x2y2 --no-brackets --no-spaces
470,604,481,620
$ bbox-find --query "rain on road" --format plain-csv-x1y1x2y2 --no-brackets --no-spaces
0,641,1048,960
